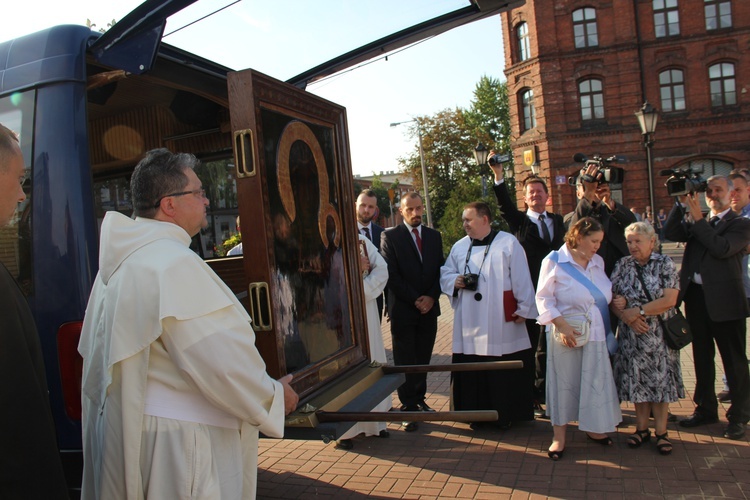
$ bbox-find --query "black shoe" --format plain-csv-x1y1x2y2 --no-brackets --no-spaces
469,422,487,431
667,412,677,423
586,433,613,446
679,412,719,428
418,402,436,412
494,420,512,430
400,404,420,412
718,390,732,403
547,448,564,461
335,439,354,450
724,422,746,440
403,421,418,432
377,429,390,438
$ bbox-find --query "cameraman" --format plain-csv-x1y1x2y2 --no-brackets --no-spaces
664,175,750,440
565,163,636,276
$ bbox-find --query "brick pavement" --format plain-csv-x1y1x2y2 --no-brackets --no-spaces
257,243,750,499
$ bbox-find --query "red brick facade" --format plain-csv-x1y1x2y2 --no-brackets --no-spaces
501,0,750,216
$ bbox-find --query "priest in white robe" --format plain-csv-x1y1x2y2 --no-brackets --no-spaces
440,201,537,429
79,149,298,500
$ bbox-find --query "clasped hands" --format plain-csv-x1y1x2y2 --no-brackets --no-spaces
612,295,649,334
415,295,435,315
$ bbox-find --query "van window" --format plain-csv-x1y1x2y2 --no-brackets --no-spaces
92,156,239,260
0,90,35,296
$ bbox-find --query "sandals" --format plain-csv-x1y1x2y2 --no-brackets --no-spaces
627,429,651,448
547,449,564,461
655,432,672,455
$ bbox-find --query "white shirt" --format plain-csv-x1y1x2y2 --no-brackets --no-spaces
535,244,612,342
527,209,554,241
440,232,537,356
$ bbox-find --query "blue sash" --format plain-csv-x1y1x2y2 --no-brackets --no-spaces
549,251,618,355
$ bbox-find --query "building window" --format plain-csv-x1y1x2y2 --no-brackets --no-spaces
573,8,598,48
653,0,680,38
709,62,736,107
520,89,536,131
659,69,686,112
579,79,604,120
516,22,530,62
705,0,732,30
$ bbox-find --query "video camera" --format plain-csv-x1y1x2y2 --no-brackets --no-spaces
660,166,707,197
567,153,626,186
488,153,511,166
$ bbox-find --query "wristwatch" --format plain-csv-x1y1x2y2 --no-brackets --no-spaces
639,307,646,317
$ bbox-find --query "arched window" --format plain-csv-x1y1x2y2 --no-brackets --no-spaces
659,69,686,112
709,62,736,107
516,22,530,62
579,79,604,120
573,8,598,48
705,0,732,30
520,89,536,131
653,0,680,38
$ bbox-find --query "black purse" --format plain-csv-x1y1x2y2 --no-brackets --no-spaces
634,265,693,351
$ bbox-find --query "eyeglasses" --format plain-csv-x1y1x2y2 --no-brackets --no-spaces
153,188,206,208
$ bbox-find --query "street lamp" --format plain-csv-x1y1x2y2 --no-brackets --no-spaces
474,143,490,197
635,101,659,216
390,119,433,227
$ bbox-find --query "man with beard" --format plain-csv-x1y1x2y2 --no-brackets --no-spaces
356,189,385,320
381,192,444,431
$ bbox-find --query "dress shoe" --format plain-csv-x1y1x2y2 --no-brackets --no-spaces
402,421,418,432
335,439,354,450
718,390,732,403
400,404,420,412
418,402,436,412
377,429,390,438
679,412,719,428
586,433,613,446
724,422,746,440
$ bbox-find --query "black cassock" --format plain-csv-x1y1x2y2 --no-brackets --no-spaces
0,263,68,499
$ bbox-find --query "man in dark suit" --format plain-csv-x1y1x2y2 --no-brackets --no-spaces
566,165,636,276
664,175,750,440
0,124,69,498
491,165,565,415
381,192,444,431
356,189,386,320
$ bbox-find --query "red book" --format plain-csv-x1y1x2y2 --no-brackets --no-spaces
503,290,518,322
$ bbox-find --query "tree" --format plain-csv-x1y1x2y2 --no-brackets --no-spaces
396,75,513,250
368,174,392,223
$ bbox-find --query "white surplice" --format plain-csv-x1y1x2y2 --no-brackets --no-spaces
338,236,391,440
439,232,537,356
79,212,286,500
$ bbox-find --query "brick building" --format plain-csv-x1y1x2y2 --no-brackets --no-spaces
500,0,750,216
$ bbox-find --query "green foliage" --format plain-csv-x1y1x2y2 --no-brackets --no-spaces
438,178,510,255
216,232,241,257
396,75,514,234
368,175,393,221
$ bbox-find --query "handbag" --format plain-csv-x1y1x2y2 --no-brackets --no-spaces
552,310,591,348
633,265,693,350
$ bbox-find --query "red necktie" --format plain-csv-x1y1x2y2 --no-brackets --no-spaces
412,227,422,254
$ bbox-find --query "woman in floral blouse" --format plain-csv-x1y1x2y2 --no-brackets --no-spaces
610,222,684,455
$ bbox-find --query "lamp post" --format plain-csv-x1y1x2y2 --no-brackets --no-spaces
474,143,490,197
390,119,433,227
635,101,659,216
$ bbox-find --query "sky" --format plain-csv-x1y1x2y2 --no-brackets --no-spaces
0,0,506,177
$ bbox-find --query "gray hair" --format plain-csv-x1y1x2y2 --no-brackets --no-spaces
131,148,200,218
707,174,733,190
624,221,657,242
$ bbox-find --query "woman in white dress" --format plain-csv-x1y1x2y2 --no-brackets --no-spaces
536,217,622,460
335,235,390,450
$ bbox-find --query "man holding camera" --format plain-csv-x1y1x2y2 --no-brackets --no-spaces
664,175,750,440
439,202,537,429
566,163,636,276
489,154,565,416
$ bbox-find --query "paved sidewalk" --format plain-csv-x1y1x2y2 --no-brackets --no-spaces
257,243,750,499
